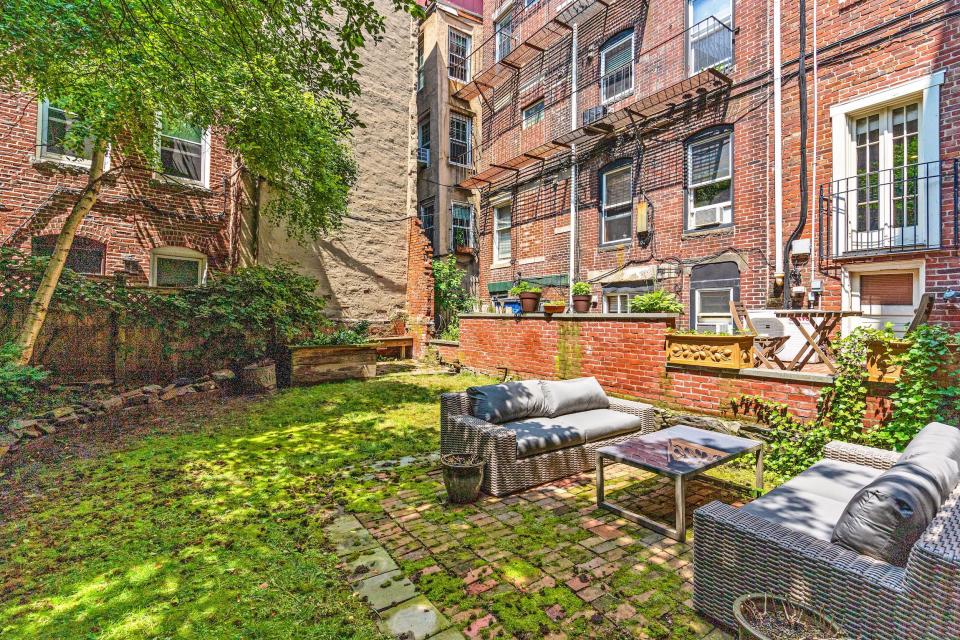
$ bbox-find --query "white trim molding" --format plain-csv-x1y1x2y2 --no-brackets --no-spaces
150,246,208,287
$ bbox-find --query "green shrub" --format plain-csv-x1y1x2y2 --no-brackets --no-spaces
299,321,370,346
628,290,683,314
508,281,542,296
0,342,47,410
432,256,474,338
439,325,460,341
571,282,592,296
733,395,828,481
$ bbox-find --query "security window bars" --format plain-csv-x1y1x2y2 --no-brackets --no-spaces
601,164,633,244
522,101,545,128
419,199,436,248
448,28,471,82
452,203,474,250
600,33,634,103
687,130,732,229
160,120,205,183
449,113,472,166
494,204,512,261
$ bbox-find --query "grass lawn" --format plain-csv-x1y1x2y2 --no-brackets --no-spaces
0,372,493,639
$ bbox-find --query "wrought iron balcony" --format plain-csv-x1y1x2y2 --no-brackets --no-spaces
818,159,960,259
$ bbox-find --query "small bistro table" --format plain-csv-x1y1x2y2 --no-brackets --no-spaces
596,425,763,542
772,309,862,373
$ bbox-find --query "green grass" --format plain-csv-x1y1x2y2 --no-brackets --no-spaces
0,372,492,639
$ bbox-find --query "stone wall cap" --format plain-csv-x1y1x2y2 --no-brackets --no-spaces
740,367,834,385
428,339,461,346
459,313,679,320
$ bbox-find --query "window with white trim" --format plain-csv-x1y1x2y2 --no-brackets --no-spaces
600,162,632,244
687,0,733,75
417,33,425,91
493,204,512,262
687,129,732,229
418,118,431,165
449,113,472,166
160,120,210,186
495,13,513,62
694,288,734,332
38,100,96,164
150,247,207,287
448,28,471,82
451,203,474,250
522,101,545,128
603,282,653,313
600,32,634,103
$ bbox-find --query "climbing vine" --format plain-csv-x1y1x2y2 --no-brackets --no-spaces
732,395,828,481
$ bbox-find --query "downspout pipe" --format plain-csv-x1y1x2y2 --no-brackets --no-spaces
568,23,578,310
773,0,784,284
784,0,809,309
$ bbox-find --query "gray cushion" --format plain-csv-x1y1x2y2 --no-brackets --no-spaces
896,452,960,502
831,462,942,567
901,422,960,465
742,459,883,541
468,380,547,424
503,409,647,458
540,377,609,418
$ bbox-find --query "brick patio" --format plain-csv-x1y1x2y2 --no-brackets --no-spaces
345,461,753,639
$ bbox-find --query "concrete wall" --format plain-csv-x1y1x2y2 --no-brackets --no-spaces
240,0,417,322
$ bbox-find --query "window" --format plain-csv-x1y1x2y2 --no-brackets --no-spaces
448,28,471,82
687,0,733,75
600,31,634,103
150,247,207,287
418,118,431,165
604,293,631,313
860,273,913,306
600,161,633,244
417,33,425,91
687,128,733,229
494,204,512,262
519,66,544,94
522,101,545,128
524,0,538,6
495,13,513,62
451,203,474,250
31,235,105,275
419,198,436,248
603,282,653,313
695,288,734,332
160,120,209,186
449,113,472,166
38,100,96,163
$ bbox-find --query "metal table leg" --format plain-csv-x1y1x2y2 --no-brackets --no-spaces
755,448,765,495
675,475,686,542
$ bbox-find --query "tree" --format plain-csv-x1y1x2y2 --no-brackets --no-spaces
0,0,419,364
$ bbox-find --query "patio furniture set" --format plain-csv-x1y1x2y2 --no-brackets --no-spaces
440,376,960,639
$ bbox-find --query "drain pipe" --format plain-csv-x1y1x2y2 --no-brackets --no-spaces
773,0,784,288
784,0,810,309
568,23,578,310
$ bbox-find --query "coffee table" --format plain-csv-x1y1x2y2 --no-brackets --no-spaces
596,425,763,542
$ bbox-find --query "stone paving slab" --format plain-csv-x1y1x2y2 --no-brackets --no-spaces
378,594,451,640
343,546,400,580
325,514,379,556
354,569,418,612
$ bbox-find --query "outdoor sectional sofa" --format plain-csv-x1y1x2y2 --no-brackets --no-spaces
694,424,960,640
440,377,655,496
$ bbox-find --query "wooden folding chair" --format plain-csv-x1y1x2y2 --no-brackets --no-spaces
906,292,935,334
730,300,789,369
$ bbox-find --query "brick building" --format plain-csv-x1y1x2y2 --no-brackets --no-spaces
0,92,235,287
444,0,960,334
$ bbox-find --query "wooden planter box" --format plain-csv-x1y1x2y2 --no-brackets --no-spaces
289,344,377,385
867,340,959,383
666,333,755,370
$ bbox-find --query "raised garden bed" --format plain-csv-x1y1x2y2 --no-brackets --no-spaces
866,340,960,383
289,344,377,385
666,333,755,370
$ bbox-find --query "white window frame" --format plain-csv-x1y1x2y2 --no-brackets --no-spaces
494,13,513,62
600,164,633,245
522,101,545,129
35,100,110,170
448,28,472,82
451,202,474,250
604,293,631,313
841,259,925,336
600,32,634,104
449,113,472,167
829,74,944,256
694,287,734,333
687,0,734,76
686,129,733,229
155,119,212,188
493,204,512,263
150,246,208,287
417,33,425,91
418,117,431,165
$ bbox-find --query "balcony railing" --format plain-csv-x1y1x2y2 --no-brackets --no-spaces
687,17,733,75
818,159,960,259
601,64,634,104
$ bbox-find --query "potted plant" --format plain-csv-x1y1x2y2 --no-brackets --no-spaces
509,282,542,313
665,329,755,370
288,321,378,385
734,594,846,640
542,300,566,314
572,281,592,313
628,289,684,314
441,453,484,504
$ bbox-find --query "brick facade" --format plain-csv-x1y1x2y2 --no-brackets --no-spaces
458,0,960,331
0,91,235,282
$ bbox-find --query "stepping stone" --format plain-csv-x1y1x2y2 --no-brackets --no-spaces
353,569,416,612
324,515,378,556
343,546,399,580
378,595,450,640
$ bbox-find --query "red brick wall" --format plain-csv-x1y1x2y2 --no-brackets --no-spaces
0,91,234,281
455,314,895,425
406,216,436,356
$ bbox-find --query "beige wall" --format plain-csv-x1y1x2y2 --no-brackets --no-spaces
239,0,417,322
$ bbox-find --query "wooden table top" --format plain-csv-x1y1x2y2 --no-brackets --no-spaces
772,309,863,317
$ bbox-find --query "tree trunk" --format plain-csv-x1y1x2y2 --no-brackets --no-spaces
14,141,109,365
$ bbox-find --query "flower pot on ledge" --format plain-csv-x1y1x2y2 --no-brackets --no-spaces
572,295,592,313
665,333,755,370
518,292,541,313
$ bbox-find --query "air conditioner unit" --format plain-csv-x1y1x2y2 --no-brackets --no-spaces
417,148,430,165
581,105,607,126
692,206,722,229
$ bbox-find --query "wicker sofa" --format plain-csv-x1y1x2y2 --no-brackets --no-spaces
693,438,960,640
440,378,656,497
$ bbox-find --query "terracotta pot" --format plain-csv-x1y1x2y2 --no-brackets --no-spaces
572,295,592,313
518,292,541,313
441,454,484,504
733,593,844,640
543,303,566,315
